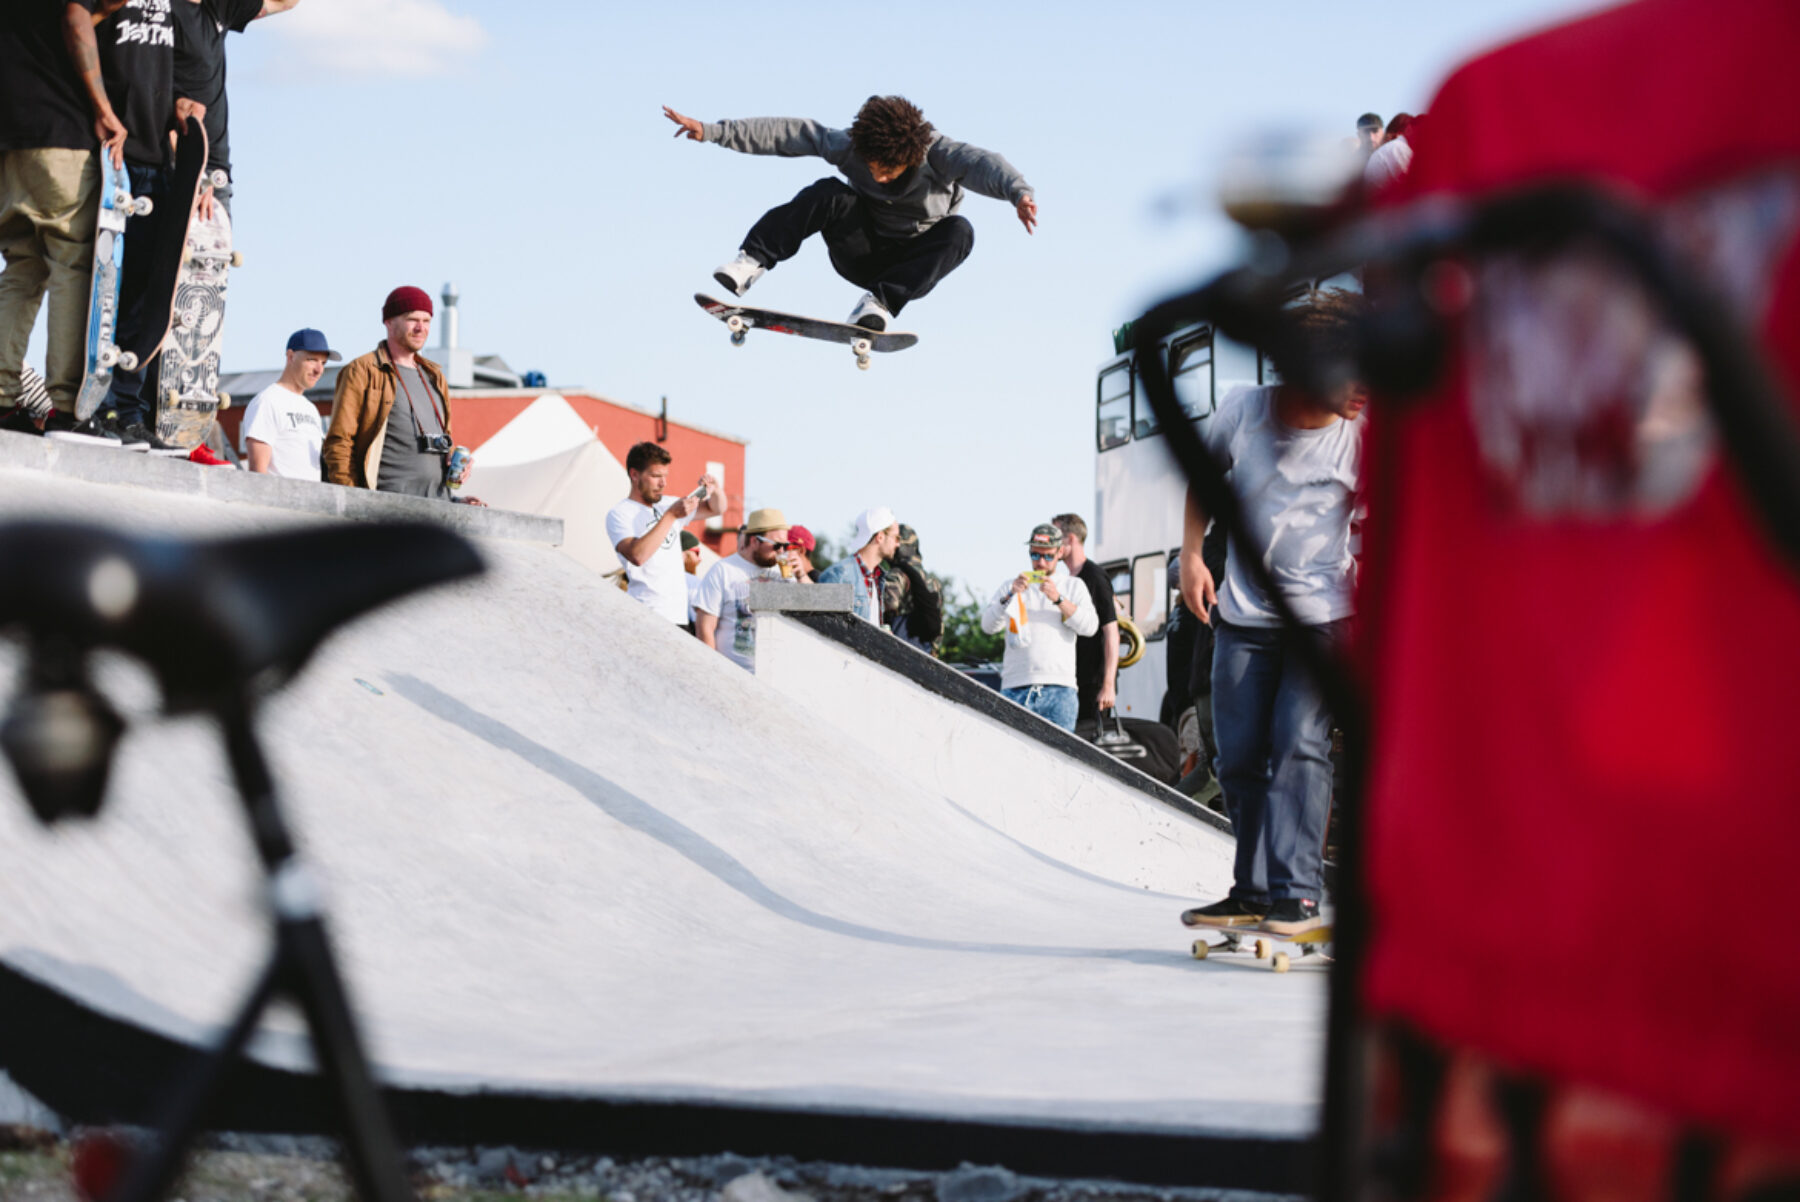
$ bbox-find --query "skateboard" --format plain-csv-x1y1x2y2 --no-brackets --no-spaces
1189,923,1334,973
154,168,239,449
695,293,918,371
72,148,152,421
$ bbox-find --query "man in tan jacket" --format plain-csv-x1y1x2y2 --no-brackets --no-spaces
322,285,479,503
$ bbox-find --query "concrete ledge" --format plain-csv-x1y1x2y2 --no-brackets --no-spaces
747,581,852,613
0,429,563,546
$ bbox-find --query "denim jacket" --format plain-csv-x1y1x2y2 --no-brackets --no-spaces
817,556,883,625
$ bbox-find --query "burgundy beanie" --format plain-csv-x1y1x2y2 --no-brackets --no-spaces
382,285,434,321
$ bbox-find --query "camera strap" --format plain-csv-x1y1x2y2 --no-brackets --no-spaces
392,362,446,442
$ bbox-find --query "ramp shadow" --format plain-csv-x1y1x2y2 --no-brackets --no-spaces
387,675,1180,967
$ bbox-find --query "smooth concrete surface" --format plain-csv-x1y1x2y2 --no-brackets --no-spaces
757,614,1234,893
0,462,1327,1168
0,428,563,546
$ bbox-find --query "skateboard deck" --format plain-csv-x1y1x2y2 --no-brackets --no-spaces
118,116,208,374
73,149,151,421
154,174,237,450
695,293,917,370
1188,922,1334,973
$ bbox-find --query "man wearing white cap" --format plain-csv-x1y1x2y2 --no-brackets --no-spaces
817,505,899,625
696,507,789,671
979,522,1099,731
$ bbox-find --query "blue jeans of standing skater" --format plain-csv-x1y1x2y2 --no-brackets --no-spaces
1211,617,1347,905
1002,684,1078,732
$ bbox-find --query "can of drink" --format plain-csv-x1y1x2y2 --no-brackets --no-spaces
446,445,471,488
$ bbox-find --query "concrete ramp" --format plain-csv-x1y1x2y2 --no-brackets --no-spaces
0,436,1324,1192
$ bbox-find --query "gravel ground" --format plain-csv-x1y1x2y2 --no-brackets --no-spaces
0,1127,1297,1202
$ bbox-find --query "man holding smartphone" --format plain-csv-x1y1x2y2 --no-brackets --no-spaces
607,440,726,625
979,522,1098,731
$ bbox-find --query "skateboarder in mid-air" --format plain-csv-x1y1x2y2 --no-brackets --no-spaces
663,96,1037,332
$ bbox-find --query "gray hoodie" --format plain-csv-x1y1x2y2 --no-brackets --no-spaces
701,116,1033,240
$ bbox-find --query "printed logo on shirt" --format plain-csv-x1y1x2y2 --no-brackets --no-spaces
1468,168,1800,521
116,0,175,47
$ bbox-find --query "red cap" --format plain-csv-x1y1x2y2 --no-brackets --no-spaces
382,285,434,321
786,524,816,551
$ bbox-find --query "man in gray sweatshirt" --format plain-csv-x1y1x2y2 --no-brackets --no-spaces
664,95,1036,333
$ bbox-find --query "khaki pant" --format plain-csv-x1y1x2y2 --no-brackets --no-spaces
0,148,99,412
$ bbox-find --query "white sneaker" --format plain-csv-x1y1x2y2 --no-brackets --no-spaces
713,251,765,298
847,292,891,332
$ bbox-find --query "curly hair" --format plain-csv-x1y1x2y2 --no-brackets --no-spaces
849,96,934,171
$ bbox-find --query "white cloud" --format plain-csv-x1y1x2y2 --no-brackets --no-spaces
274,0,487,78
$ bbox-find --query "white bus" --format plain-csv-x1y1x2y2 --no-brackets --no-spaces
1088,320,1277,724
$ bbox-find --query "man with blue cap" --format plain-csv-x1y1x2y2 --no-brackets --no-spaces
241,327,338,478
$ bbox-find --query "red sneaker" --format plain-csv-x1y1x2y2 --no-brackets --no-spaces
189,443,232,467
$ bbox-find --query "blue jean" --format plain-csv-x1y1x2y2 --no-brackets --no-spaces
1002,683,1079,732
1211,618,1346,904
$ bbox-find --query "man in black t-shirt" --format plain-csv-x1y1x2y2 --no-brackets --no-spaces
172,0,298,218
88,0,205,449
1052,513,1119,722
0,0,128,428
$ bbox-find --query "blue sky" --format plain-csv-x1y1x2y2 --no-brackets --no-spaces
31,0,1610,595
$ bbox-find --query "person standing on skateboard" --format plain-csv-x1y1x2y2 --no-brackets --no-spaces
663,96,1037,333
1178,289,1368,939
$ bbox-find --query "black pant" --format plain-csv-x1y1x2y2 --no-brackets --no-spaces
741,177,974,315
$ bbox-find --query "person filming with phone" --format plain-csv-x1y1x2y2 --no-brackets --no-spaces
979,522,1098,731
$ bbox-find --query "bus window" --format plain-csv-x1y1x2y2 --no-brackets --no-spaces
1168,330,1214,422
1131,553,1169,641
1104,562,1131,623
1214,334,1261,405
1097,362,1131,450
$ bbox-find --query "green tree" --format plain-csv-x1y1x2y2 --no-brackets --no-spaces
935,578,1004,665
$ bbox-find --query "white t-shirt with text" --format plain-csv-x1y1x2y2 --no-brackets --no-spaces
695,552,775,672
605,497,690,624
240,383,324,479
1201,385,1364,627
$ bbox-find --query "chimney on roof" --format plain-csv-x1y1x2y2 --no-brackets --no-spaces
442,281,460,351
436,281,474,387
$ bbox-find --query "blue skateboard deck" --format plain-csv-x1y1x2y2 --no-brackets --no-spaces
74,150,147,421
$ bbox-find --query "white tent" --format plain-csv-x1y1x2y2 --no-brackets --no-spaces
463,395,629,575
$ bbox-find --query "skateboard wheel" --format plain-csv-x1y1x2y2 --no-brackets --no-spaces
216,393,231,408
113,189,131,208
1273,952,1291,973
210,170,229,188
726,315,746,334
1190,940,1209,960
852,338,872,356
134,197,153,216
856,355,871,371
163,387,179,406
230,251,244,268
1254,939,1270,960
118,351,138,371
98,346,120,369
730,330,746,347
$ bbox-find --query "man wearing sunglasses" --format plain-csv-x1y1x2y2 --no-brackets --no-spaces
696,507,789,672
979,523,1098,732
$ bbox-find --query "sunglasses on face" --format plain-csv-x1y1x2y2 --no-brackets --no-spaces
1028,551,1056,561
752,534,791,549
